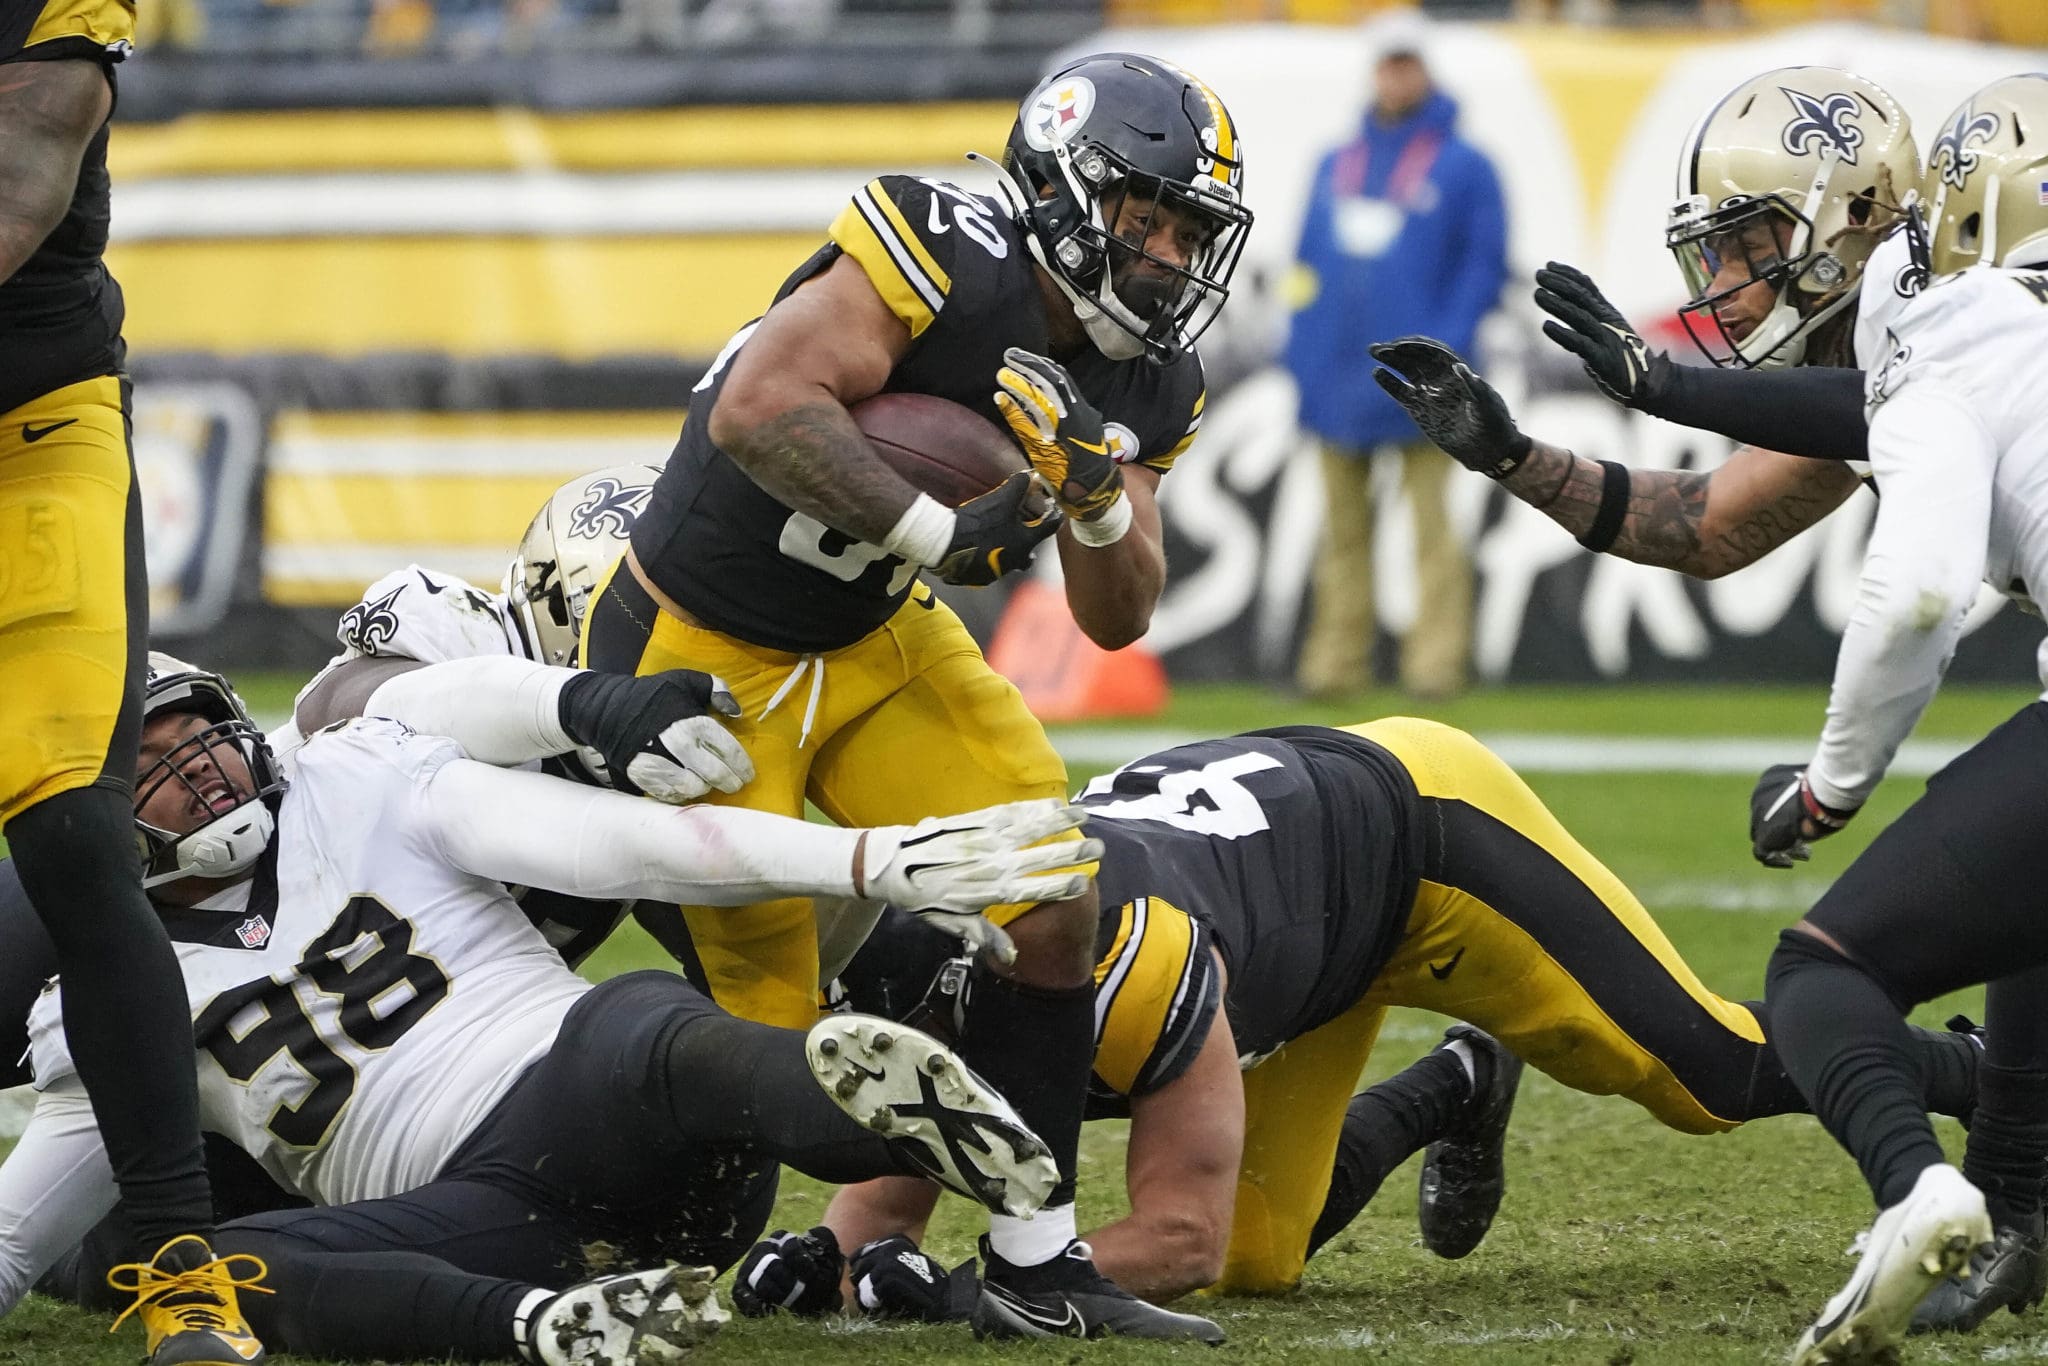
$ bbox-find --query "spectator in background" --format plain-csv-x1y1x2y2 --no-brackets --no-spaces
1286,8,1505,701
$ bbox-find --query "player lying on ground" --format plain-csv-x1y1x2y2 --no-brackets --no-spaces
0,652,1097,1364
724,717,1981,1316
0,462,734,1084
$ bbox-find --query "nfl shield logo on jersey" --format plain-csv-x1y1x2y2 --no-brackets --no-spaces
235,916,271,949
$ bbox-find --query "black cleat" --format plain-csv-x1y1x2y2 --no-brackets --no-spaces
1910,1212,2046,1334
972,1239,1224,1344
1417,1024,1524,1259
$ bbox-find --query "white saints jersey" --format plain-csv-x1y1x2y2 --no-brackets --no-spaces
26,719,590,1208
273,566,527,756
1854,232,2048,645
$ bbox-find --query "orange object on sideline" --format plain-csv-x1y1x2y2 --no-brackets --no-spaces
987,580,1171,723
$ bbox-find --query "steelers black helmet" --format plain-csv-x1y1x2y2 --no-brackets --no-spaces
998,53,1252,364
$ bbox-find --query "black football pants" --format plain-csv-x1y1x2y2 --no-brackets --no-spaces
1768,701,2048,1211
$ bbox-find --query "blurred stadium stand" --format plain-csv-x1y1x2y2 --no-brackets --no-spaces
127,0,2046,65
110,0,2048,682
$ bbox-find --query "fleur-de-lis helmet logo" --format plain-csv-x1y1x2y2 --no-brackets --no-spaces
1780,88,1865,165
566,477,654,540
1931,105,2002,191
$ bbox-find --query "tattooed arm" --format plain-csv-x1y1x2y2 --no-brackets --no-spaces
1500,441,1864,580
0,59,110,280
706,252,924,544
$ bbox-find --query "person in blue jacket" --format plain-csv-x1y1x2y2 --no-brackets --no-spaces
1287,9,1507,700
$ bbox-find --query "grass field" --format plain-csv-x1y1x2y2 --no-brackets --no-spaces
6,679,2044,1365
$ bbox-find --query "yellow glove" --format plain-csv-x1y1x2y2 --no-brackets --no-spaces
994,346,1124,522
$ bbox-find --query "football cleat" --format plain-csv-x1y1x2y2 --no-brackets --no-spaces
527,1265,728,1365
1793,1164,1994,1365
1418,1024,1524,1259
972,1238,1224,1344
105,1235,270,1365
805,1014,1056,1219
1909,1211,2047,1334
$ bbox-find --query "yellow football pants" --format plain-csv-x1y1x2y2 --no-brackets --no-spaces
0,376,144,828
1214,716,1766,1294
583,566,1069,1029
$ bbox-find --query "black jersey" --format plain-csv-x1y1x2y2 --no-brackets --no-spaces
0,0,132,417
835,726,1424,1119
633,174,1207,653
1081,726,1423,1077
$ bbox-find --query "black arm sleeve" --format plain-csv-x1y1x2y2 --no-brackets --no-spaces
1640,363,1869,462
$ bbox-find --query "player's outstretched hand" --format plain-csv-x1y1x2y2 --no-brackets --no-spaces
850,1235,978,1322
855,799,1103,964
1749,763,1856,869
933,470,1063,587
1533,261,1671,408
995,347,1124,523
557,668,754,803
731,1227,845,1318
1369,337,1533,479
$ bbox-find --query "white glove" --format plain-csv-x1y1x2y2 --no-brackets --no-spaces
623,712,755,803
558,668,755,804
856,799,1100,965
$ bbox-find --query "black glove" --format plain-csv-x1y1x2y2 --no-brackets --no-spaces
1533,261,1673,409
933,469,1062,587
994,348,1124,522
1369,337,1533,478
731,1227,846,1318
556,668,752,803
1749,763,1857,869
848,1235,978,1323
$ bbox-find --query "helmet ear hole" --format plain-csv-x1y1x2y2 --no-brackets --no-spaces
1847,190,1876,226
1959,211,1984,254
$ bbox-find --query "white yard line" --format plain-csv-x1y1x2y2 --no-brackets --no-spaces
1048,728,1974,776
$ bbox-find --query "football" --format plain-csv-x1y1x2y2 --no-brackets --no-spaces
851,392,1025,508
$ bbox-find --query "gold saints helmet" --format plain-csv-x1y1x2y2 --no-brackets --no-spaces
505,462,664,667
1667,66,1919,368
1924,74,2048,279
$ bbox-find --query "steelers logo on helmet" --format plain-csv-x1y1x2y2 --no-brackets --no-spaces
1023,76,1096,154
998,53,1254,365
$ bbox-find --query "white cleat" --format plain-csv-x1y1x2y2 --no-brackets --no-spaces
1792,1164,1995,1365
532,1264,729,1365
806,1014,1058,1219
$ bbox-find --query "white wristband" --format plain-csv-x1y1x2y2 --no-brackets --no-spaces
1068,492,1133,547
882,493,958,568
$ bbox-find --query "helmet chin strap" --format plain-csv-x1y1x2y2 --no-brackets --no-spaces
981,148,1158,363
143,803,275,890
1020,230,1152,361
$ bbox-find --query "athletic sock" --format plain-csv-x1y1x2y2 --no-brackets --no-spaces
1766,928,1947,1208
1306,1047,1470,1258
1913,1022,1984,1123
959,970,1094,1268
10,787,214,1251
1964,1062,2048,1229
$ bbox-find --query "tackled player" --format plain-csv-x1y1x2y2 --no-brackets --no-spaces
0,651,1097,1365
579,52,1253,1341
